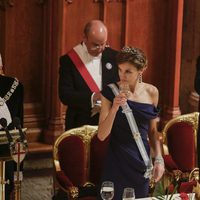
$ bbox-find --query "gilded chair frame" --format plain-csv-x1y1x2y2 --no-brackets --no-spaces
162,112,199,184
53,125,98,199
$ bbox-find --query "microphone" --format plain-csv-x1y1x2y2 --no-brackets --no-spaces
12,117,26,143
0,118,13,144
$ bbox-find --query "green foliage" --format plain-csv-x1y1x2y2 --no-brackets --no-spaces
152,181,178,200
153,181,165,197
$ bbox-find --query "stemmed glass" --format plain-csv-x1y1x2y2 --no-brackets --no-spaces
119,81,131,112
100,181,114,200
122,188,135,200
119,81,131,99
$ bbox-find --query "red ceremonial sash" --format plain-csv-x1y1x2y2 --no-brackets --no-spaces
68,48,100,93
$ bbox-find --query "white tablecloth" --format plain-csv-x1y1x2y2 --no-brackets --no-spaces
136,193,195,200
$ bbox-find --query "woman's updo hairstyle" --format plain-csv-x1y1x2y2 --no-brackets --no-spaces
116,46,148,70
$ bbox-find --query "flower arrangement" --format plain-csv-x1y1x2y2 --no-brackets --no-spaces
152,181,178,200
152,180,197,200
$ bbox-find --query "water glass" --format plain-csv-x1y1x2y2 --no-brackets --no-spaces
122,187,135,200
100,181,114,200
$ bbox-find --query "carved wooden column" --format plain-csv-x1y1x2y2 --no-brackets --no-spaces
162,0,184,123
43,0,64,144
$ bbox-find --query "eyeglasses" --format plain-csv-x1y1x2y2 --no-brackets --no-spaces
90,44,109,51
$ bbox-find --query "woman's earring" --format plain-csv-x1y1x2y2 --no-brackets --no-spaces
138,73,142,83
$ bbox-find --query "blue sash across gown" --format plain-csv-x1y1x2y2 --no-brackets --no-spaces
100,84,159,200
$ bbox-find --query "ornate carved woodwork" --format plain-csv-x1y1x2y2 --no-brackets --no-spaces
65,0,73,4
0,0,14,10
94,0,124,2
0,0,187,145
36,0,47,5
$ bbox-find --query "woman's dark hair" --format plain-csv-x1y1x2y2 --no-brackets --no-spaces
116,46,148,70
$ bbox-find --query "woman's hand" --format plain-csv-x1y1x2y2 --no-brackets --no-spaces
112,93,127,111
152,162,165,182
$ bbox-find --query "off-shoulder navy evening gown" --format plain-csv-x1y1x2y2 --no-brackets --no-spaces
100,84,159,200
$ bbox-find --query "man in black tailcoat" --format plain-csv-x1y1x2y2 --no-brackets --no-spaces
59,20,119,130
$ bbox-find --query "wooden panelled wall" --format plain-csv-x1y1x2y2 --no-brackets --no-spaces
180,0,200,114
0,0,184,144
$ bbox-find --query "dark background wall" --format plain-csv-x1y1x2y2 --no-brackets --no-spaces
180,0,200,113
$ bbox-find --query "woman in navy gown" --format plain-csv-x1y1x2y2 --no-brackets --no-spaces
98,47,165,199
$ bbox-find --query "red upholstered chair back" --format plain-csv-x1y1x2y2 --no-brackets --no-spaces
90,135,109,184
167,122,195,171
53,125,98,194
162,112,199,193
58,135,86,185
162,112,199,172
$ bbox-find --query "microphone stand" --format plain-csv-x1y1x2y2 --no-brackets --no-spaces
11,118,27,200
12,140,25,200
0,118,27,200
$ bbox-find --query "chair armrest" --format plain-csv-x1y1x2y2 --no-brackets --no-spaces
164,155,178,171
56,170,73,189
56,170,80,199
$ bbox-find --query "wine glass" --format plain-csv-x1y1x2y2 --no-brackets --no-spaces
122,187,135,200
100,181,114,200
119,81,131,98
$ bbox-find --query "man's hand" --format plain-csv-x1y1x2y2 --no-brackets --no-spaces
93,92,101,104
91,104,101,117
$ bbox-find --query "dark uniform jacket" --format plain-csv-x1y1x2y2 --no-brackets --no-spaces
0,74,23,200
59,46,119,130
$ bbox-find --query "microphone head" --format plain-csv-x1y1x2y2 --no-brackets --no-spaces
0,118,8,128
13,117,21,128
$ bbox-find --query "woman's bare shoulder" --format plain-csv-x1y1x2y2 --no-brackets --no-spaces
143,83,159,106
143,83,158,94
